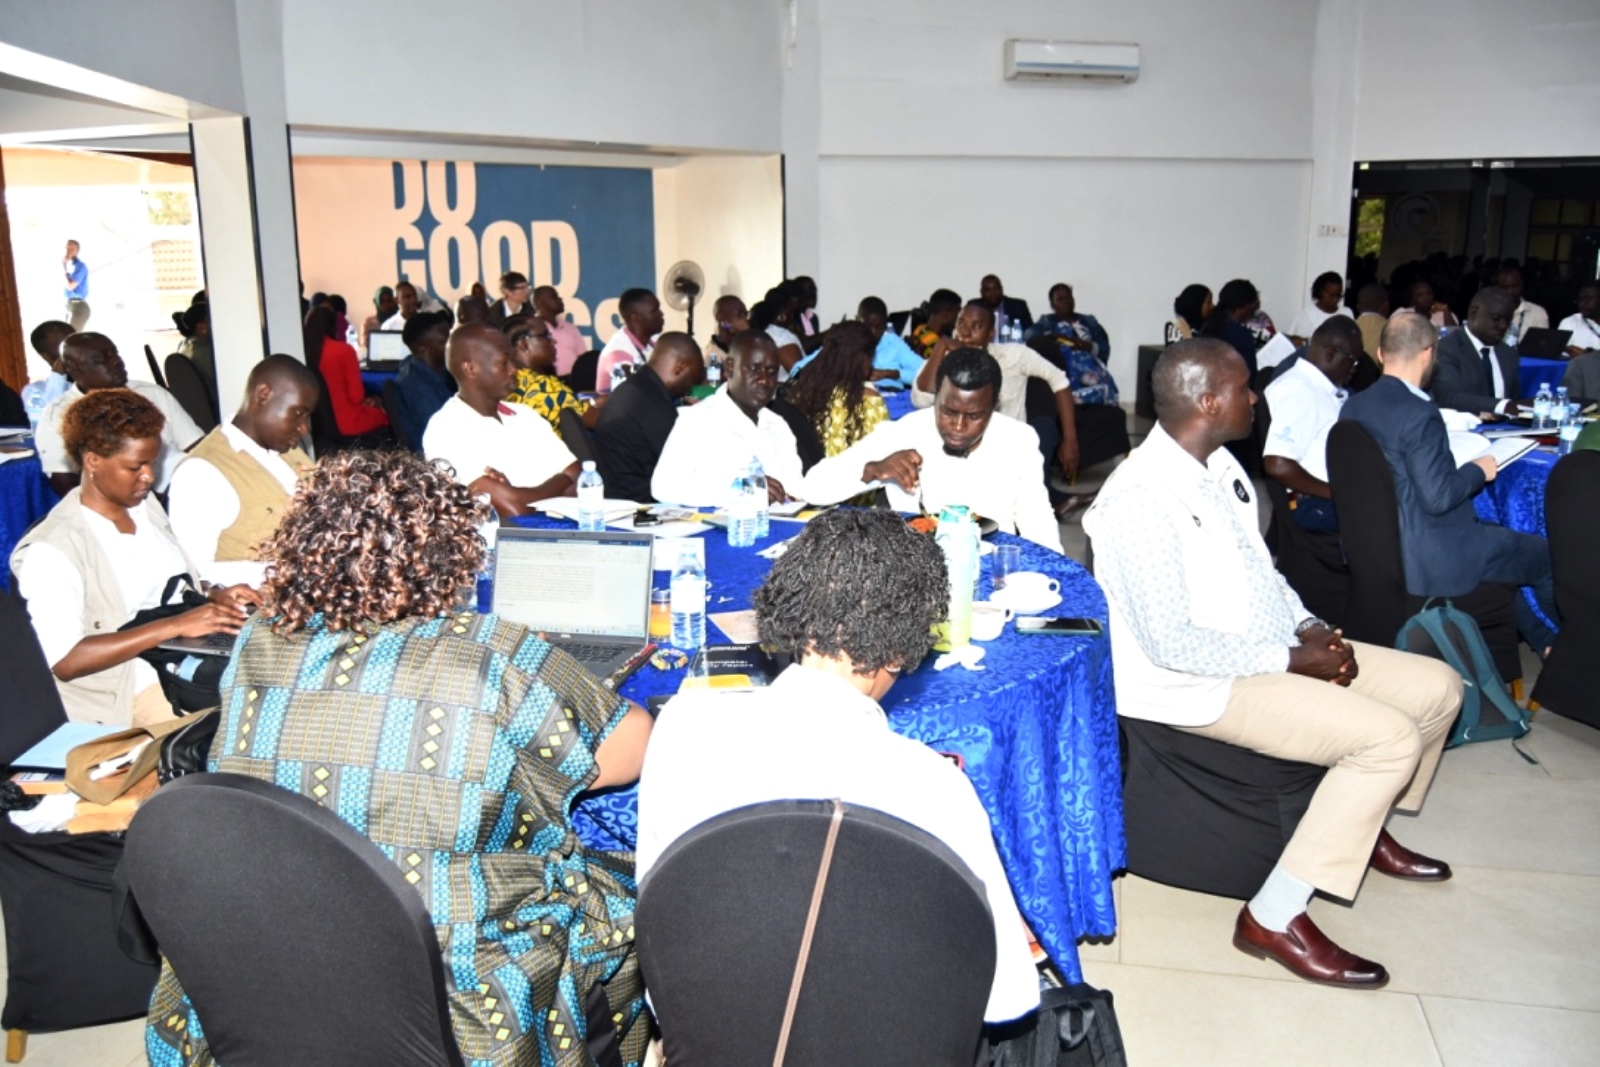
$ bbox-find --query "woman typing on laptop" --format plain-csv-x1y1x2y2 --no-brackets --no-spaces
10,389,254,726
147,449,653,1067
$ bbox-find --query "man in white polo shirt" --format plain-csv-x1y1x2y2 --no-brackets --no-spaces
423,324,579,515
1261,316,1362,532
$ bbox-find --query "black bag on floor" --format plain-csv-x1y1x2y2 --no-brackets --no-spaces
119,574,228,713
989,982,1127,1067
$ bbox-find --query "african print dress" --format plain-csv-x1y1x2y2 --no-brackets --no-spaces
817,386,889,458
146,612,646,1067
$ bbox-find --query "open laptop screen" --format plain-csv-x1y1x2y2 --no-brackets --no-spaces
493,528,654,639
366,330,411,363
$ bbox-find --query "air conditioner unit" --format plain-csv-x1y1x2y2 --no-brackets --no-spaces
1004,39,1140,84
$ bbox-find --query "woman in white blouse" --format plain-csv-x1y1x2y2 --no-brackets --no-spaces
10,389,254,725
750,281,806,373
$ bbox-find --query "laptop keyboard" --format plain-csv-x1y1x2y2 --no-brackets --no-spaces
561,642,619,664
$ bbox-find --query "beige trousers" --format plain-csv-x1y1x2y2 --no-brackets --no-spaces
1179,641,1462,901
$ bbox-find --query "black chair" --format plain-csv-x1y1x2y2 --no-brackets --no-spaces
767,398,825,473
637,800,995,1067
565,350,600,394
307,367,351,457
1325,421,1520,681
0,591,160,1061
1255,394,1350,624
380,381,414,453
1531,451,1600,724
143,344,167,389
162,354,219,433
1119,717,1325,900
558,407,596,466
122,773,464,1067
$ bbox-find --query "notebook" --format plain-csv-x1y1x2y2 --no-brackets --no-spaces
492,527,656,687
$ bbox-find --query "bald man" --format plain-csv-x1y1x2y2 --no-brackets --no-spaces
423,324,579,516
168,355,320,586
1084,338,1462,990
594,332,704,503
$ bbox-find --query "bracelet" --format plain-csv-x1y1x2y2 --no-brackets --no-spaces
1294,618,1328,637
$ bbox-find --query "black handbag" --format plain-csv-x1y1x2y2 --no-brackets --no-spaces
988,982,1127,1067
156,709,221,785
119,574,228,713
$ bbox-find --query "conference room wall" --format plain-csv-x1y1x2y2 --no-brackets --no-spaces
818,156,1312,391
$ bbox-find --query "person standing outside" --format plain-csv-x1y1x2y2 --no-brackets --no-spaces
63,240,90,330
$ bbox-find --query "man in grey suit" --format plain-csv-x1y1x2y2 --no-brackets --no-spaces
1428,287,1520,415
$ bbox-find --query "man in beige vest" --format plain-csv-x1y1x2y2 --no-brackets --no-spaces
168,355,320,586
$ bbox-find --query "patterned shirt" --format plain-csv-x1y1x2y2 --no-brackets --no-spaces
817,386,889,458
911,324,944,359
509,368,589,437
147,612,646,1067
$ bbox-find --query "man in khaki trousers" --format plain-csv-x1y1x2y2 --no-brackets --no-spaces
1084,338,1462,990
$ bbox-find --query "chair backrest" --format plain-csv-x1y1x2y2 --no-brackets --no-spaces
558,407,596,465
565,350,600,394
1326,420,1409,644
0,587,69,765
144,344,168,389
1546,450,1600,608
637,800,995,1067
380,380,412,452
766,397,825,473
123,773,463,1067
162,354,219,433
308,366,350,458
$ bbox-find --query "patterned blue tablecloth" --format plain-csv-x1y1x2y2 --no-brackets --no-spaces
1473,447,1558,632
0,450,59,588
1518,358,1567,397
360,369,397,395
883,389,917,421
510,513,1125,982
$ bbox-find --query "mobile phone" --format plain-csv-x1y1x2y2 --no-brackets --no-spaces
633,510,663,527
1015,616,1103,637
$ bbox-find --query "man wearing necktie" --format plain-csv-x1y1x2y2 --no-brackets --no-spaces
1426,287,1521,415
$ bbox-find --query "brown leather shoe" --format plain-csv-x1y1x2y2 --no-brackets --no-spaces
1233,907,1389,988
1370,829,1453,881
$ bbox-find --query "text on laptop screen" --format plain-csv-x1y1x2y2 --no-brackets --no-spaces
366,330,411,362
493,531,653,639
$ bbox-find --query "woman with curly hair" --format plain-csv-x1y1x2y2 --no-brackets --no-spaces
146,449,654,1067
634,509,1041,1031
11,388,253,725
783,320,891,458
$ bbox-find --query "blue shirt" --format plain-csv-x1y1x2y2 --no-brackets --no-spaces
789,330,925,390
64,258,88,301
391,355,456,452
21,372,72,426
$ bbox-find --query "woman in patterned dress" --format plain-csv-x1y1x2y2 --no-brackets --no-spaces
146,450,653,1067
783,321,890,459
1027,283,1119,407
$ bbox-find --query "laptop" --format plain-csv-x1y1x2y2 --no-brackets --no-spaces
1516,327,1571,359
366,329,411,365
492,527,656,685
157,630,242,657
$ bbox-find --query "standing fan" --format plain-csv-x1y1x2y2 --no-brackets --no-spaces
663,260,706,339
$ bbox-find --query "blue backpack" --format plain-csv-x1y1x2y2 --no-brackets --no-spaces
1395,599,1532,748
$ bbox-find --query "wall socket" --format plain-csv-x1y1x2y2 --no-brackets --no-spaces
1316,223,1348,237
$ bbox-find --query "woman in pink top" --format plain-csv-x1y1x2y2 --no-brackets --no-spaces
304,306,389,437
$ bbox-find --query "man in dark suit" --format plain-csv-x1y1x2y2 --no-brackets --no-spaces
979,274,1033,338
1340,312,1557,653
485,271,531,327
593,333,703,502
1428,286,1520,415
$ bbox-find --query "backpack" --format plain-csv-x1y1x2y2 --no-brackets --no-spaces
1395,599,1531,747
987,982,1127,1067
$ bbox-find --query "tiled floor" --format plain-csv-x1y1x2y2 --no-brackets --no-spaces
10,412,1594,1066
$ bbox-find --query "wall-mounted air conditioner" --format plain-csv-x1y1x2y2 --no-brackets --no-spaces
1003,39,1140,84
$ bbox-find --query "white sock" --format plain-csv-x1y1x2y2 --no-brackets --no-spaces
1248,864,1314,933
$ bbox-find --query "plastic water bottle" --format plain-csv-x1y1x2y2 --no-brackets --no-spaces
474,495,499,613
670,548,706,650
1533,384,1553,430
576,461,605,531
1557,404,1581,455
21,384,48,430
1556,385,1570,416
727,470,758,548
707,351,723,385
747,458,770,539
932,505,979,650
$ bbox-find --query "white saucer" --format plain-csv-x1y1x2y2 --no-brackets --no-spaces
990,588,1062,613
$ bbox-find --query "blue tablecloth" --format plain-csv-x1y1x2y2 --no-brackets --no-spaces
1473,447,1558,633
511,514,1125,982
1519,358,1567,397
883,389,917,421
360,369,398,396
0,451,59,588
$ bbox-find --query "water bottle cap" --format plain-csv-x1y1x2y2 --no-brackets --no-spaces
582,460,596,471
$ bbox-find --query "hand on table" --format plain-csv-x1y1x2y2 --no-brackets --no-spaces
864,449,923,491
766,477,792,504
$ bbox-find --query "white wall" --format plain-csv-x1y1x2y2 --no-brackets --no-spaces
1353,0,1600,162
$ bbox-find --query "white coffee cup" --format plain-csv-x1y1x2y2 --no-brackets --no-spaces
970,602,1014,641
997,571,1059,601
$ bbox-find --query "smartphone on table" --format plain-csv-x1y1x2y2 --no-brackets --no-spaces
1015,616,1103,637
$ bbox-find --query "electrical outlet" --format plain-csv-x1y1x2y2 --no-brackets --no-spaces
1316,223,1348,237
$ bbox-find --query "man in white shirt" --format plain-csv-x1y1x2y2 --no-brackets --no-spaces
36,333,203,496
1497,265,1548,346
1083,338,1461,990
423,324,579,515
168,355,320,587
1286,271,1353,346
651,331,804,507
1262,317,1362,532
595,288,664,395
805,347,1061,552
636,509,1040,1025
379,280,421,331
1558,280,1600,355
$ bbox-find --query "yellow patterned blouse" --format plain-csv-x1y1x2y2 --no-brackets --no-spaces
817,386,890,458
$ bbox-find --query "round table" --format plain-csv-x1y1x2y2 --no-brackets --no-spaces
1474,446,1561,634
0,449,59,589
510,514,1125,982
1518,357,1567,397
360,369,397,396
883,389,917,422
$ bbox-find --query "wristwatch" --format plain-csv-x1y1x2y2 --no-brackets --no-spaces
1294,617,1329,638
